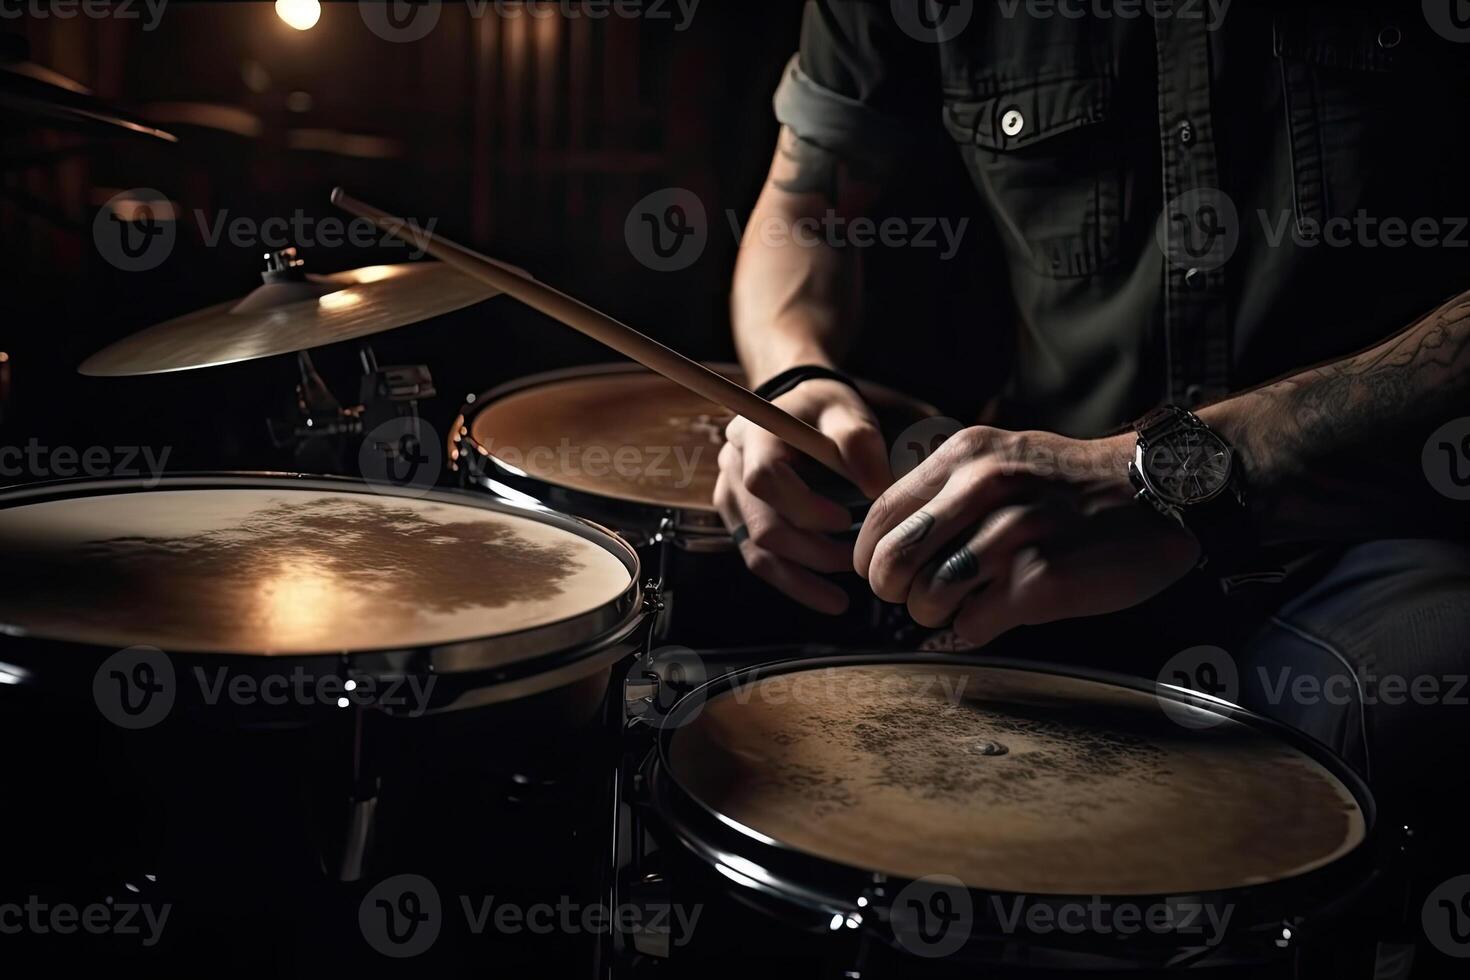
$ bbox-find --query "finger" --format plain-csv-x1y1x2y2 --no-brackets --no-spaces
950,506,1192,647
723,464,853,573
856,457,1029,583
715,470,850,614
737,436,852,533
824,408,892,500
723,413,756,452
951,546,1051,648
864,479,1013,604
853,431,983,575
907,504,1076,628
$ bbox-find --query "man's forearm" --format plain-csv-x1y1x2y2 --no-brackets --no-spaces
732,128,868,386
1202,289,1470,544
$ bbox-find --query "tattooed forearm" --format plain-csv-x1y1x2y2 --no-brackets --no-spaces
1205,289,1470,542
1258,296,1470,472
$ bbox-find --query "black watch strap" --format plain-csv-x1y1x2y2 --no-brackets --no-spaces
1132,405,1254,573
753,365,860,401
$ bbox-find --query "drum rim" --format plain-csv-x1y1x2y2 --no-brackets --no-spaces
648,652,1378,938
0,471,645,672
451,362,940,544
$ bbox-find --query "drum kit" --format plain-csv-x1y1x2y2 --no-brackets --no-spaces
0,68,1420,975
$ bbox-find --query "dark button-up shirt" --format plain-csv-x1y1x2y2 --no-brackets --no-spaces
777,1,1470,436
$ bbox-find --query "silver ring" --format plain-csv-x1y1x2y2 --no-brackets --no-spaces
731,523,750,547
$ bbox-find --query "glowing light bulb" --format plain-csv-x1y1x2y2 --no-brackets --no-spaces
275,0,321,31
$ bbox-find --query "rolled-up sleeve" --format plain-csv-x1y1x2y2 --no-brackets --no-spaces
774,1,940,173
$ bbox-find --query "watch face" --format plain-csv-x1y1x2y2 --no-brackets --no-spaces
1143,426,1232,505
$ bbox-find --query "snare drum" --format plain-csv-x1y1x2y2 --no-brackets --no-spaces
450,364,937,645
620,653,1381,976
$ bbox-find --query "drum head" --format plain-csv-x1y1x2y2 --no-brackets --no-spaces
0,476,636,659
460,364,936,517
663,661,1368,897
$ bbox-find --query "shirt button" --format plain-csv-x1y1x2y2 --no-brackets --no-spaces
1184,267,1206,289
1377,25,1401,49
1001,108,1025,137
1178,120,1194,145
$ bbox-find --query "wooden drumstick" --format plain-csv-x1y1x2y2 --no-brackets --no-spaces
331,188,852,480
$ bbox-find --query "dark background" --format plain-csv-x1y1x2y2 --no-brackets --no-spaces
2,0,1002,481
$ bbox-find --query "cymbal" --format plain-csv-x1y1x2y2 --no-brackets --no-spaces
80,261,503,377
0,60,177,143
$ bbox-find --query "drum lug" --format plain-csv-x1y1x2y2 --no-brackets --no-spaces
625,872,675,958
625,670,661,724
642,579,665,615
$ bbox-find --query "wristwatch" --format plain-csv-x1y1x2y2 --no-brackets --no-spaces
1128,405,1252,571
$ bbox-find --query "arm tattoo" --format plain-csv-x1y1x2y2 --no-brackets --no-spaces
1259,295,1470,472
1227,290,1470,540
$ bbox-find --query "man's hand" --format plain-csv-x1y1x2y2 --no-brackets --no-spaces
855,427,1201,646
714,380,894,614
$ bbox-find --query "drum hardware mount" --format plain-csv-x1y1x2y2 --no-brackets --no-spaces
253,248,438,473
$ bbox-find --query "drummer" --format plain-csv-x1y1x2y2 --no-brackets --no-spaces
713,3,1470,804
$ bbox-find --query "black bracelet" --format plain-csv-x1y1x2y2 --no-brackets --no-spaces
753,365,861,401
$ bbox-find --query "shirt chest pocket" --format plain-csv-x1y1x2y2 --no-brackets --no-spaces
1273,10,1466,227
943,76,1121,279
